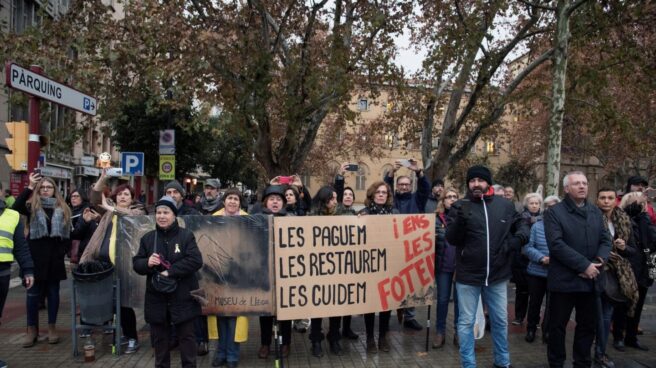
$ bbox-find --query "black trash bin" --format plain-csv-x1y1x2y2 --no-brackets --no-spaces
73,264,115,326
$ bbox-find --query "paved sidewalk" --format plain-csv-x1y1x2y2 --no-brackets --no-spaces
0,279,655,367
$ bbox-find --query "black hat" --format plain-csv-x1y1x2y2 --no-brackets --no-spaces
262,185,286,204
627,176,648,187
626,176,649,193
156,195,178,216
466,165,493,185
432,178,445,188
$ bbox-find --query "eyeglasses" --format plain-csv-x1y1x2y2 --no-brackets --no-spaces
375,190,388,195
445,195,458,199
397,183,411,187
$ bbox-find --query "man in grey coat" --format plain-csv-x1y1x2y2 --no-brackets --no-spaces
544,171,611,368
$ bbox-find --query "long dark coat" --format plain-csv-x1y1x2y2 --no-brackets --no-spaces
133,220,203,325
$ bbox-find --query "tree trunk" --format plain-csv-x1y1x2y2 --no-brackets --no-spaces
545,0,570,197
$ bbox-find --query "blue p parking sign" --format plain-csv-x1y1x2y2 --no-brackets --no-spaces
120,152,145,176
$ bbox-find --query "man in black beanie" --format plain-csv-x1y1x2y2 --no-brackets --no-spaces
446,165,529,368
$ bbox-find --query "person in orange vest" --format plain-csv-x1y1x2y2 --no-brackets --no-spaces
0,197,34,368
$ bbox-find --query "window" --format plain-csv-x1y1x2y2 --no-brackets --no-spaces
91,130,99,154
432,137,440,148
356,164,369,191
357,98,368,112
301,173,311,190
486,141,498,155
13,0,39,34
48,103,67,132
82,127,90,153
384,132,399,149
386,101,398,113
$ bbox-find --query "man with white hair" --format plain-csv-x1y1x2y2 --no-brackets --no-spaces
544,171,611,368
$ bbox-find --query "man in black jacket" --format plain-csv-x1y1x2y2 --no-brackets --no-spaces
446,165,529,368
544,171,611,368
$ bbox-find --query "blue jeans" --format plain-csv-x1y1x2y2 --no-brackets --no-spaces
27,279,60,326
594,295,613,357
436,272,459,334
456,281,510,368
217,317,240,363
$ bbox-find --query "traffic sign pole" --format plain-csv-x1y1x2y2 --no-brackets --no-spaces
27,65,42,173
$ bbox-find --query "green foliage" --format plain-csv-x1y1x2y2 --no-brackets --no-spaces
194,114,261,190
495,159,539,195
111,93,204,179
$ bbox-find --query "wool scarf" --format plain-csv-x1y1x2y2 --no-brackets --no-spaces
30,197,70,240
366,202,394,215
200,195,220,213
604,206,638,316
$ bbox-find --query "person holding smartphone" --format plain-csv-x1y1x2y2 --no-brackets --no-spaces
624,176,656,225
13,171,71,347
383,158,430,331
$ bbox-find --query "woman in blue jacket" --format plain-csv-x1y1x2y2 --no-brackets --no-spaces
523,195,560,343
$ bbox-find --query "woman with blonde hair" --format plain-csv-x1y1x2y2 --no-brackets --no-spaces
13,172,72,347
433,187,460,348
613,191,656,352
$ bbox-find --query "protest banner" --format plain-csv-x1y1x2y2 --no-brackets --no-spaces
273,214,436,320
114,215,274,316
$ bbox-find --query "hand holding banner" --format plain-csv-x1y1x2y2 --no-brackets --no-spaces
274,214,436,320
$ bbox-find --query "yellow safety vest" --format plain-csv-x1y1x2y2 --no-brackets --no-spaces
0,209,20,262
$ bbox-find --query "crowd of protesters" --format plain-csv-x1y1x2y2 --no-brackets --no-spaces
0,161,654,368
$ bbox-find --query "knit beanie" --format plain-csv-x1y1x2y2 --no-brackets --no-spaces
466,165,493,185
156,195,178,216
164,181,186,196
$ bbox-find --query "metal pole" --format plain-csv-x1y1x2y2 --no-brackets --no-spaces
425,305,431,352
27,65,42,173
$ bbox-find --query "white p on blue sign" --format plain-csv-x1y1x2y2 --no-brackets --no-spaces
120,152,144,176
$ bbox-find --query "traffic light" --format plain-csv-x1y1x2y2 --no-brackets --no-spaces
5,121,29,171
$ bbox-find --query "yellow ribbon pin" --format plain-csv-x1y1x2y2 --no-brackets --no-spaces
175,244,181,253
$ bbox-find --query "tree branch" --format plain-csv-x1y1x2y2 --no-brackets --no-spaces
517,0,557,12
454,0,471,33
565,0,590,16
449,48,554,164
453,8,541,133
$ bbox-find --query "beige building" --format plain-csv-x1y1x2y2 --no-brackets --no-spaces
302,88,513,204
